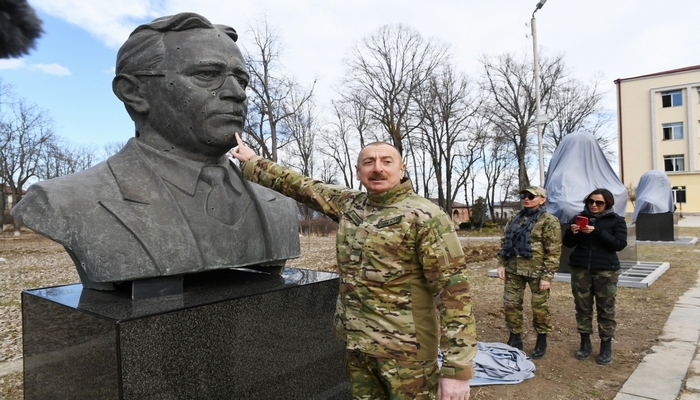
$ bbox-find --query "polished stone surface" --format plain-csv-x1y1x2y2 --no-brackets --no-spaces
636,212,677,241
22,268,350,399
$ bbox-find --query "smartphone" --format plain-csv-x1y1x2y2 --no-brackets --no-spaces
575,216,589,229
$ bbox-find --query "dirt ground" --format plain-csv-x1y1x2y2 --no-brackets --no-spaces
2,228,699,399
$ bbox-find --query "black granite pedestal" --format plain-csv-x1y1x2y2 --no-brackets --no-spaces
636,212,677,241
21,268,351,400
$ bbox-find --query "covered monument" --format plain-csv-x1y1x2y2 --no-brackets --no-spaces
544,131,627,223
633,170,676,241
543,131,632,271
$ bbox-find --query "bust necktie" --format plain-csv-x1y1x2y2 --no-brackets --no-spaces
200,166,239,225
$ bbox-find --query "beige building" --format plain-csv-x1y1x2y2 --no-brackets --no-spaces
615,65,700,214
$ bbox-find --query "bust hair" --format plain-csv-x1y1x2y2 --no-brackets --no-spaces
115,12,238,75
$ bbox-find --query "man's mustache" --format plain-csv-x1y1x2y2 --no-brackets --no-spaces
368,172,388,180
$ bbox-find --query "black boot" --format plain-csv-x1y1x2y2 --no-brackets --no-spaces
576,333,592,360
507,333,523,350
530,334,547,359
596,339,612,365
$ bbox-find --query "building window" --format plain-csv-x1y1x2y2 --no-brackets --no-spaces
662,122,684,140
672,186,686,203
664,154,685,171
661,90,682,107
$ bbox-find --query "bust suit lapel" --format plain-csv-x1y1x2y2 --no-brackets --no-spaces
101,140,204,276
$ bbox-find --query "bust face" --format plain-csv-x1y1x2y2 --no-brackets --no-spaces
141,28,249,158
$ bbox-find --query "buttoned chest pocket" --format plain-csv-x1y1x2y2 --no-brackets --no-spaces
359,217,415,284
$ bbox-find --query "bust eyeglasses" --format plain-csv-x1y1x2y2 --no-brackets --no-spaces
129,69,249,91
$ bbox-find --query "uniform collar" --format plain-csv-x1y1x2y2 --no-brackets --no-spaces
366,178,414,206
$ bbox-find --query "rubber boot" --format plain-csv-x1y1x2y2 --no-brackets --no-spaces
531,334,547,359
507,333,523,350
596,338,612,365
576,333,592,360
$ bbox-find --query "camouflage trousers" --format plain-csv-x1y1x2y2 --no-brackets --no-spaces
345,350,439,400
503,272,552,334
570,267,619,340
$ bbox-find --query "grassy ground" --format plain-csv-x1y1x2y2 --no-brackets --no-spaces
1,228,699,399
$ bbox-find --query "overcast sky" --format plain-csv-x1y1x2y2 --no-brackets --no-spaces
2,0,699,176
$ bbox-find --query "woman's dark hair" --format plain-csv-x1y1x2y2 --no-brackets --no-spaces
584,188,614,210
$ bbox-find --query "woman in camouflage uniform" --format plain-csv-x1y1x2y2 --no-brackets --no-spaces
563,188,627,365
497,186,561,360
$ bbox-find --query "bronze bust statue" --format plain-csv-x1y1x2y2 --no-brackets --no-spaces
11,13,300,290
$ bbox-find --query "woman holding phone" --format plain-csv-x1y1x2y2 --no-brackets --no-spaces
563,188,627,365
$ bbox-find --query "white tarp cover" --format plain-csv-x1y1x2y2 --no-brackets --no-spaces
544,131,627,223
632,170,674,222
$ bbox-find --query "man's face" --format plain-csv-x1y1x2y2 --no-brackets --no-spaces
142,28,249,157
355,144,405,194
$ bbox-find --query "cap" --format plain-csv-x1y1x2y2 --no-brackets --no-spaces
519,186,547,197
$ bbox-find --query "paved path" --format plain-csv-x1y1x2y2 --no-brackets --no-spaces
678,215,700,227
614,268,700,400
615,216,700,400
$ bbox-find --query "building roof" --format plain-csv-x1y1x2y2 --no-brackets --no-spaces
428,198,469,208
493,201,521,208
615,65,700,83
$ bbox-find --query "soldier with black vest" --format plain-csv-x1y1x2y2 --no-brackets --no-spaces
497,186,561,359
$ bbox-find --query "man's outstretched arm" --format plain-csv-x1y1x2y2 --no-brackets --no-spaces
229,132,257,162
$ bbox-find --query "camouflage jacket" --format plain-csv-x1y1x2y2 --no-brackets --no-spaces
498,211,562,281
242,156,477,380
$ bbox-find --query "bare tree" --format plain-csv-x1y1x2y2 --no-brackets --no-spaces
413,64,482,216
542,74,614,158
481,131,517,220
480,52,615,189
243,16,315,162
402,138,434,199
479,52,565,190
0,86,56,234
320,101,359,188
317,157,340,186
38,140,97,180
279,86,320,222
281,86,317,177
102,141,127,159
341,24,448,155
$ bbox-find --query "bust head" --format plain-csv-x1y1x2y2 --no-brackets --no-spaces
113,13,248,162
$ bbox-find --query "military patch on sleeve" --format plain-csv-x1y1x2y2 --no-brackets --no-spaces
376,216,402,228
346,210,363,226
442,233,464,258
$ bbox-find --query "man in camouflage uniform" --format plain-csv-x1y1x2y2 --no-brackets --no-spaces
231,133,476,400
496,186,561,359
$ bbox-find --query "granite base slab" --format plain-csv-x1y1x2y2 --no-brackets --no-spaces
21,268,350,400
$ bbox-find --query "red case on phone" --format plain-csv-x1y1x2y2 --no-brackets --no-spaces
575,216,588,229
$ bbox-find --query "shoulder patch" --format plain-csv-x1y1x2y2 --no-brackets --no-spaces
443,232,464,258
346,210,363,226
377,216,402,228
